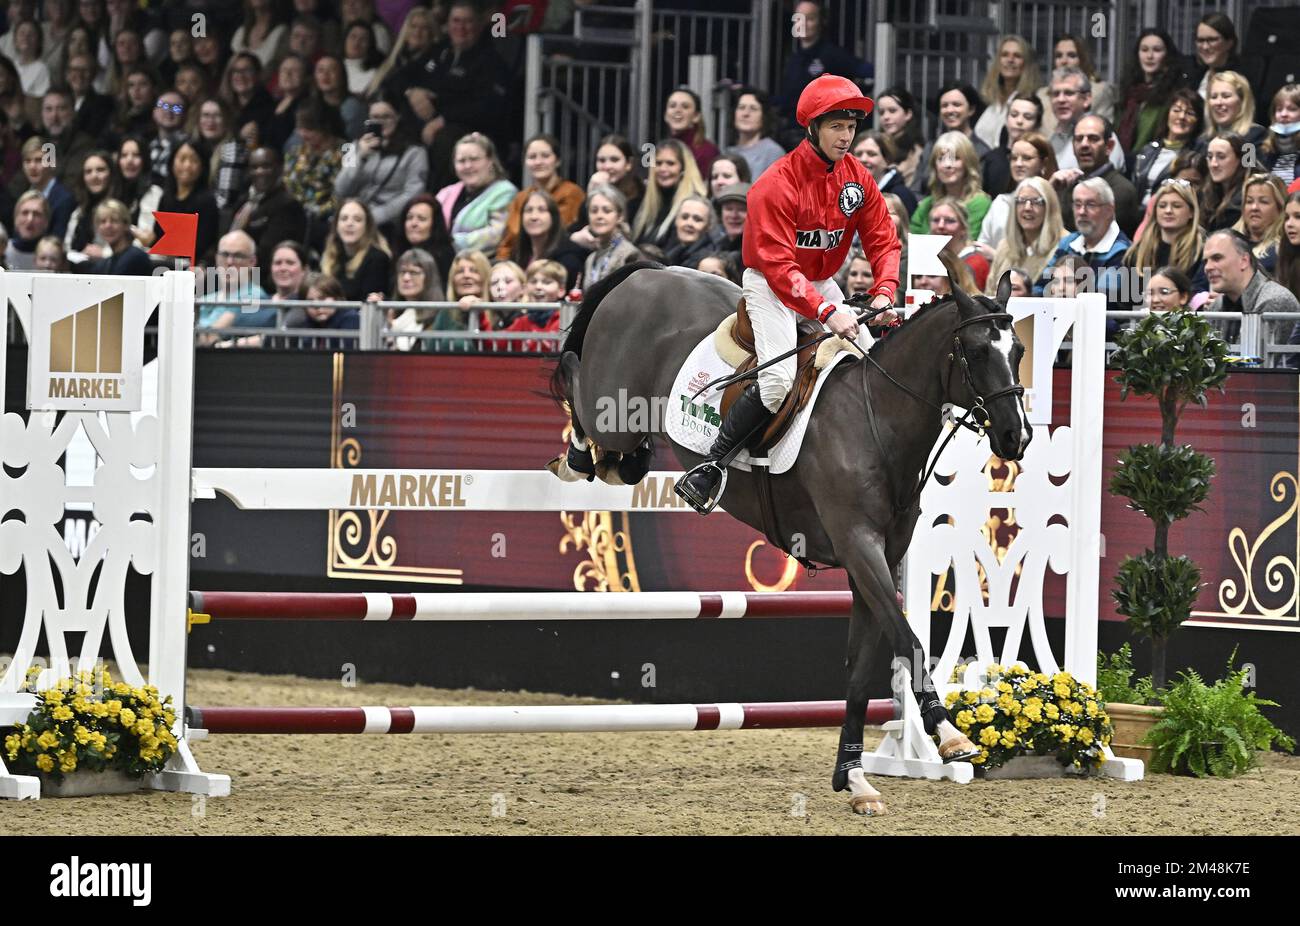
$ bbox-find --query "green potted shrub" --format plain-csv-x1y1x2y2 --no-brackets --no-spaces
1109,309,1229,690
1145,652,1294,777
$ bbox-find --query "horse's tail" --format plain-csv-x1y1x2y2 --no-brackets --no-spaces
547,260,665,413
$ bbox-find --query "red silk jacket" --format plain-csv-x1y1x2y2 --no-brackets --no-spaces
742,139,902,321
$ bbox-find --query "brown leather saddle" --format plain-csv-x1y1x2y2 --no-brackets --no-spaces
720,297,827,453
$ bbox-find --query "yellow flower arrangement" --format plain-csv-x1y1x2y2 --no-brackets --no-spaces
2,667,178,784
945,663,1114,772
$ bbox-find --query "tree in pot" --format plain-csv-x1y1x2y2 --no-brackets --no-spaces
1108,309,1229,689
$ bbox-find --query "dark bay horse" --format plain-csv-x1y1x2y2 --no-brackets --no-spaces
549,261,1031,813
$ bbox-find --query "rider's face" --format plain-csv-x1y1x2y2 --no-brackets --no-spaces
816,117,857,161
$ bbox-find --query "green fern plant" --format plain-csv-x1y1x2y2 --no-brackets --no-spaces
1143,652,1295,777
1096,644,1159,706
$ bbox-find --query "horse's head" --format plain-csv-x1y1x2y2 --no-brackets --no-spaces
946,271,1032,461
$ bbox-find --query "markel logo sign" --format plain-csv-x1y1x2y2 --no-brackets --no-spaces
27,277,147,411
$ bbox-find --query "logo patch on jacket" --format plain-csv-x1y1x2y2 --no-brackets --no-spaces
838,182,865,217
794,228,845,249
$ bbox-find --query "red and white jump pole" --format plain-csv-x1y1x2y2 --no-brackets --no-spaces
188,590,854,622
187,700,898,734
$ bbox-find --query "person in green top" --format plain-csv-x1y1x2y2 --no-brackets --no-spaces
1115,29,1191,157
910,131,992,240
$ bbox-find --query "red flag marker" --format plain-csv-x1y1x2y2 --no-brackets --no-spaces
149,211,198,265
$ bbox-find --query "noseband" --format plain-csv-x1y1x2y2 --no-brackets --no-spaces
946,312,1027,436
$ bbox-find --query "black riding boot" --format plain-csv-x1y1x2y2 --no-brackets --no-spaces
675,383,774,514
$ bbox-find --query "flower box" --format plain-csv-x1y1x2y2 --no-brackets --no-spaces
41,770,142,798
976,755,1090,780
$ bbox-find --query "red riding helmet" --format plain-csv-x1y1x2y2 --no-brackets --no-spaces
796,74,874,128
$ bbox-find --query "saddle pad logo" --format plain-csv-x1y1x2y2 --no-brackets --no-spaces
839,182,865,218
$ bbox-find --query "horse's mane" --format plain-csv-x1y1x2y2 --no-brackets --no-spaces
865,294,957,359
548,260,666,406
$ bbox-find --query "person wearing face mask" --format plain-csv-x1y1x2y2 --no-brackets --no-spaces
1262,85,1300,187
663,194,715,269
582,183,640,288
230,147,308,273
676,74,901,516
496,133,585,261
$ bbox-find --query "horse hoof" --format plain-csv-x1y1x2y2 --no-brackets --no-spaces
850,795,887,816
939,735,981,763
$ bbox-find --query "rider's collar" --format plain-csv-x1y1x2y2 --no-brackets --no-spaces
798,138,837,173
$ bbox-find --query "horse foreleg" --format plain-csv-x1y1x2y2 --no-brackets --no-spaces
833,576,887,816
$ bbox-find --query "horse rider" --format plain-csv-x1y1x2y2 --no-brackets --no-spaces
676,74,903,513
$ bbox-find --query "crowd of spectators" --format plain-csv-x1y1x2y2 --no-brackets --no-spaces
1,1,1297,356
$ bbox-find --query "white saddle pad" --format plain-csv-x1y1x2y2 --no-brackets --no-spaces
666,327,856,474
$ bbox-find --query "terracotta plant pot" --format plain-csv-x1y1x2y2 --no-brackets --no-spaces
1106,702,1164,768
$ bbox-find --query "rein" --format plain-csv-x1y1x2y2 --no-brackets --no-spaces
863,310,1024,516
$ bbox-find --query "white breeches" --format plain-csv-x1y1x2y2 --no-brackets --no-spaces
741,269,873,412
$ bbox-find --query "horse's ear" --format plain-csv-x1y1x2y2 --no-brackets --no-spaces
995,270,1014,308
939,251,980,319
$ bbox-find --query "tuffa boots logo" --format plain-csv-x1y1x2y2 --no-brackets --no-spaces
47,295,125,401
27,276,149,412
